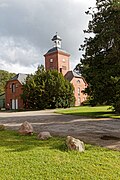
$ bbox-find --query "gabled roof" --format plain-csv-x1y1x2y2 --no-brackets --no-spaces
10,73,28,84
64,70,87,84
64,71,81,81
44,47,70,56
72,71,82,78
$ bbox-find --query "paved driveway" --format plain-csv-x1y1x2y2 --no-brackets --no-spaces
0,110,120,150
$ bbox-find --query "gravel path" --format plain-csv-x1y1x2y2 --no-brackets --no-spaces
0,110,120,150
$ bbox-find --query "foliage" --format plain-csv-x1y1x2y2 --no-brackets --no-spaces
0,70,15,94
77,0,120,111
0,130,120,180
21,65,75,109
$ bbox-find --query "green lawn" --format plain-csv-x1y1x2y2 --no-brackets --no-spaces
0,130,120,180
56,106,120,119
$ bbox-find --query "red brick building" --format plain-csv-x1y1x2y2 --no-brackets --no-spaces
5,74,27,110
5,34,87,109
44,34,87,106
65,71,87,106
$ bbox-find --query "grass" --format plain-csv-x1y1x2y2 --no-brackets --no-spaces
0,130,120,180
56,106,120,119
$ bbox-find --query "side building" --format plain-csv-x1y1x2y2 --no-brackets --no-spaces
64,71,87,106
5,73,27,110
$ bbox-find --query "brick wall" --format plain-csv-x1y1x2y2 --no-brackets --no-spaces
71,77,87,106
57,52,70,76
5,80,24,109
44,50,70,76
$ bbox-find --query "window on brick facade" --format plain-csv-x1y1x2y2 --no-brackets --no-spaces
78,88,80,95
60,68,62,73
77,80,80,83
50,59,53,63
12,83,15,93
78,97,81,105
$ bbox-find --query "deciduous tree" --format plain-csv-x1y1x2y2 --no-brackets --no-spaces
78,0,120,110
21,66,75,109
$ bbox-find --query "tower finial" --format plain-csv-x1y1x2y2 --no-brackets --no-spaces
52,33,62,48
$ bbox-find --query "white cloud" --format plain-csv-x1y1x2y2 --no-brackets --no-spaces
0,0,96,73
0,59,38,74
0,37,42,73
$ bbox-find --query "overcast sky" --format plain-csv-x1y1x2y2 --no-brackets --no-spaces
0,0,96,74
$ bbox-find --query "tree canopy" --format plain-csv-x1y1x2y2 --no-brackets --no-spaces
21,66,75,109
0,70,15,94
78,0,120,111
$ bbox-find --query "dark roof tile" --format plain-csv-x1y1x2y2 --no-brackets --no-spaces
10,73,28,84
44,47,70,56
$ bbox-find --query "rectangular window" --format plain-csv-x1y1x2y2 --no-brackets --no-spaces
60,68,62,73
78,88,80,95
50,59,53,62
12,99,15,109
12,83,15,93
16,99,18,109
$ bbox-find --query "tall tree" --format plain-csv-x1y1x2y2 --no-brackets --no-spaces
21,66,75,109
79,0,120,110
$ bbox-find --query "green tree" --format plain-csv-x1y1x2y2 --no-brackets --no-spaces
0,70,15,94
78,0,120,110
21,66,75,109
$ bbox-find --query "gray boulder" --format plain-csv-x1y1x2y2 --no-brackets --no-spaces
19,121,33,135
66,136,85,152
38,132,52,140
